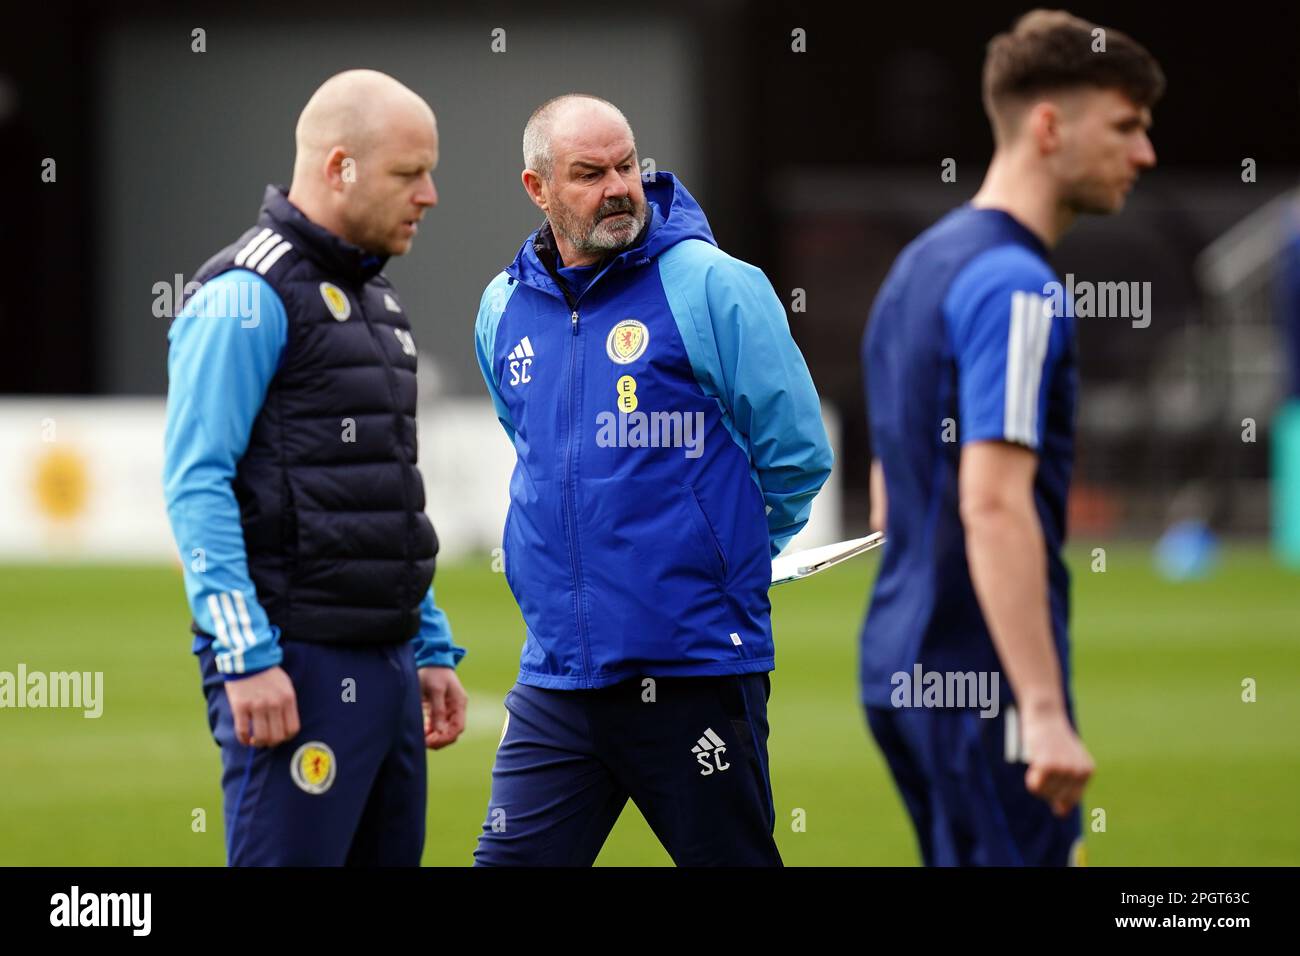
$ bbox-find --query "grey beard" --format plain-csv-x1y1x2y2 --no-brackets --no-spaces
555,205,646,255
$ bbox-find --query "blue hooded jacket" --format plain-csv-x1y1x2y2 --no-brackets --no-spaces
475,173,832,689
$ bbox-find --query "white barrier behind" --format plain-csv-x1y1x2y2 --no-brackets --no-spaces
0,398,842,562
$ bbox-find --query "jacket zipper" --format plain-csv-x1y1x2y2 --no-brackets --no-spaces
360,283,416,617
562,306,594,687
545,256,627,689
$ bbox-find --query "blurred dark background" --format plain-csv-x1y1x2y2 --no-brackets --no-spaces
5,0,1299,535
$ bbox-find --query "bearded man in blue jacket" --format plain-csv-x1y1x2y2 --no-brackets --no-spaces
472,94,833,866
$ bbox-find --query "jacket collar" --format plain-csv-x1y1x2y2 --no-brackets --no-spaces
257,185,388,284
530,216,652,279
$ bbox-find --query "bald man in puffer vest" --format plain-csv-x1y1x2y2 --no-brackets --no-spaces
163,70,467,866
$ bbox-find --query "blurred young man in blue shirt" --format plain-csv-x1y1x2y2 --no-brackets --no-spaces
862,11,1163,865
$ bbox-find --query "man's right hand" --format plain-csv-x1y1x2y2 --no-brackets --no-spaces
959,441,1094,817
1021,709,1094,817
224,666,300,748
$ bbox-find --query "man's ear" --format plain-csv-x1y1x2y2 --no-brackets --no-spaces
323,146,351,192
521,169,548,213
1029,100,1063,155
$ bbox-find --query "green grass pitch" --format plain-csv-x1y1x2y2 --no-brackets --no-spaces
1,543,1297,865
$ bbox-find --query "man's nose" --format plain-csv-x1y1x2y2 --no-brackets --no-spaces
1134,133,1157,170
415,172,438,207
604,169,629,198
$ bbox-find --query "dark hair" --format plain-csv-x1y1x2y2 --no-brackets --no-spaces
983,9,1165,128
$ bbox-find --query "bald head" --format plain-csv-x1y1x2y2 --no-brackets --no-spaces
522,94,635,181
287,70,440,257
294,69,435,180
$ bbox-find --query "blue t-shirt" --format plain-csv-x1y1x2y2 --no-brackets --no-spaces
859,206,1077,707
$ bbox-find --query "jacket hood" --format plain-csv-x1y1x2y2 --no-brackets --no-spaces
505,171,716,298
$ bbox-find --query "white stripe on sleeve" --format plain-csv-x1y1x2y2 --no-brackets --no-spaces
208,594,232,650
1020,296,1053,446
1003,291,1052,447
218,592,246,653
231,591,258,649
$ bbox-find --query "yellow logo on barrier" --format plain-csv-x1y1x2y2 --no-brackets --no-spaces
33,448,89,521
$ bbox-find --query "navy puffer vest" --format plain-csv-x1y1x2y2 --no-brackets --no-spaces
187,185,437,646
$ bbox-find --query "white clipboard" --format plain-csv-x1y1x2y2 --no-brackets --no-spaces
770,532,885,586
